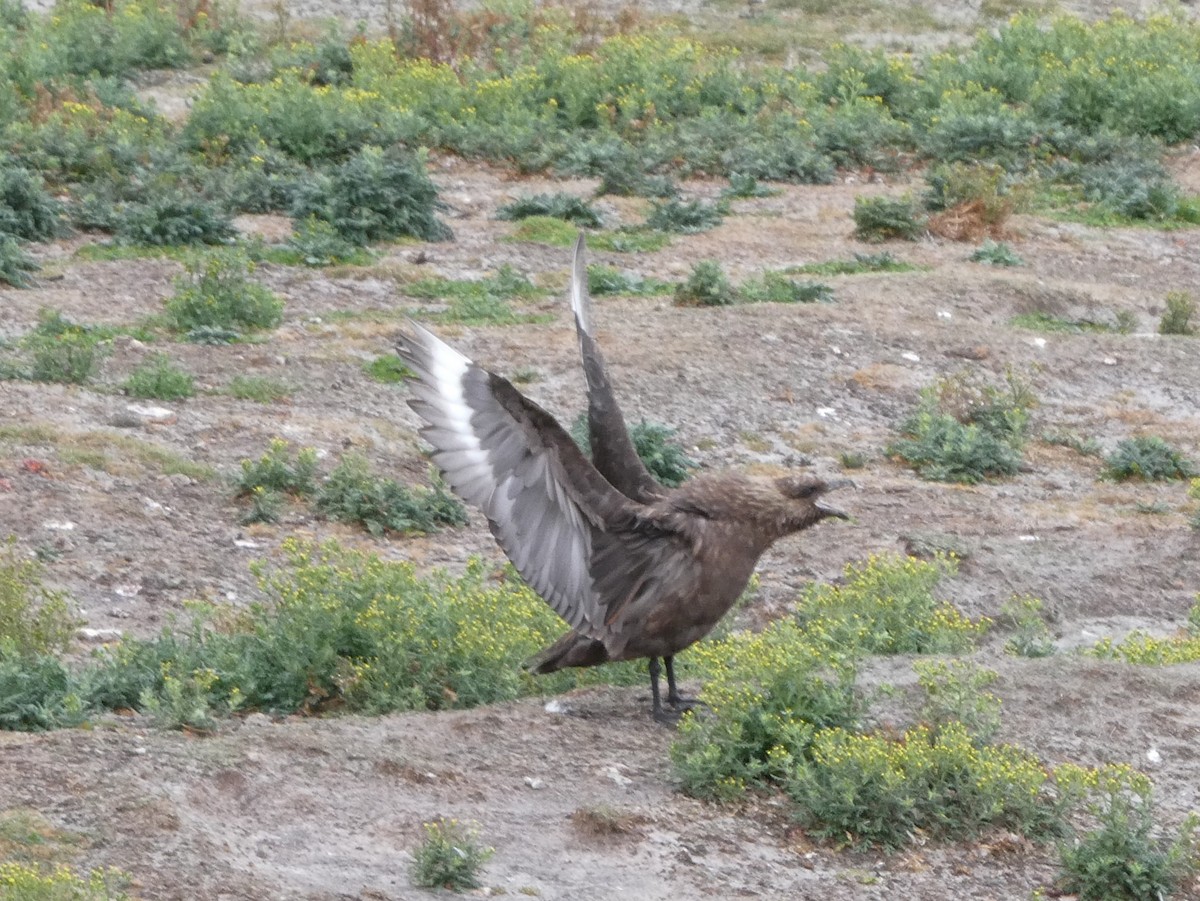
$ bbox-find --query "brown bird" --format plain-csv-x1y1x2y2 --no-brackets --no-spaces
395,235,850,722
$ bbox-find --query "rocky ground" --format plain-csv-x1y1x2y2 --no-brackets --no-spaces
2,1,1200,899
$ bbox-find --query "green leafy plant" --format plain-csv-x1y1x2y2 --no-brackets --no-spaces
586,265,669,296
1103,436,1197,482
0,862,130,899
788,252,917,276
853,195,925,242
286,215,368,266
164,250,284,334
0,161,60,241
23,310,107,385
889,372,1034,484
235,439,319,498
0,540,80,658
0,235,38,288
1000,595,1056,658
122,354,194,400
674,260,736,307
410,818,493,892
315,456,467,536
1159,291,1196,337
1058,771,1198,901
914,658,1002,743
291,145,451,245
114,195,235,246
645,197,727,234
970,240,1023,266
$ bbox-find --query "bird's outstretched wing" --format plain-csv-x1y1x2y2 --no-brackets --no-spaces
570,234,665,504
396,321,679,640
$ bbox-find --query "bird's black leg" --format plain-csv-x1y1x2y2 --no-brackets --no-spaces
665,655,707,713
648,657,673,724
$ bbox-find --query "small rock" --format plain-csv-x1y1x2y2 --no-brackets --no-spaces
234,538,264,550
816,407,837,419
937,310,952,320
604,766,632,787
1018,535,1039,542
122,404,177,426
44,520,76,531
524,777,546,790
1030,337,1047,349
544,698,570,715
77,627,124,643
901,351,920,363
1147,747,1162,765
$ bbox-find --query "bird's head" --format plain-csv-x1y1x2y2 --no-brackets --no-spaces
772,474,853,528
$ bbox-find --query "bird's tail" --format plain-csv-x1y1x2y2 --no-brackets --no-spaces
525,631,610,674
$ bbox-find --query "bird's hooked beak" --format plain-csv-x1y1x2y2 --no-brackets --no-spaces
815,478,855,520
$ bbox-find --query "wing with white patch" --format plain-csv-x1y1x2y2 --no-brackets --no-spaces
395,322,634,639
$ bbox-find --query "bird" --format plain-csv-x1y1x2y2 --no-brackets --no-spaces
394,235,850,722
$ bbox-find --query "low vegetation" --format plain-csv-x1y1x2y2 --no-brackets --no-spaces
164,250,283,336
571,416,696,487
1103,436,1197,482
410,818,493,892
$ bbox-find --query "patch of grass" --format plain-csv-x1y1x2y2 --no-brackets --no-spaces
164,250,283,334
363,354,414,384
740,272,834,304
21,310,108,385
283,215,372,267
1000,595,1056,658
586,264,670,296
236,439,319,498
410,818,493,892
497,193,602,227
1103,436,1197,482
122,354,194,401
589,229,671,254
226,375,293,403
970,240,1023,266
788,252,918,276
674,260,736,307
1159,291,1196,336
315,456,467,536
853,195,924,242
1010,311,1125,334
1042,429,1103,458
506,214,577,246
571,416,696,488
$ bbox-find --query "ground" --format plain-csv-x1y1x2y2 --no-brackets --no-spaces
3,1,1200,899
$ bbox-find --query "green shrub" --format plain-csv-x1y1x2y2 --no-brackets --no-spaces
914,658,1002,743
1000,595,1056,658
853,195,925,242
122,354,194,400
787,722,1059,848
0,234,37,287
674,260,736,307
23,310,107,385
970,239,1023,266
236,439,319,498
794,553,984,656
410,818,493,892
722,172,775,198
285,215,366,267
789,252,917,276
1159,291,1196,337
0,162,61,241
291,145,451,245
496,193,602,227
0,646,86,731
1103,436,1197,482
571,417,695,487
645,197,726,234
0,540,80,658
1058,772,1198,901
114,195,235,246
889,373,1033,484
164,250,284,334
670,619,863,801
240,487,284,526
315,456,467,536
